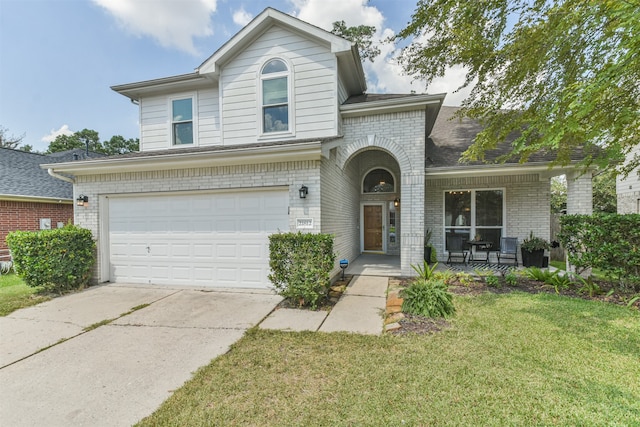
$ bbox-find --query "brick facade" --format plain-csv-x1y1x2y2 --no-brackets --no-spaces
336,110,426,276
74,161,321,282
0,200,73,250
426,174,551,262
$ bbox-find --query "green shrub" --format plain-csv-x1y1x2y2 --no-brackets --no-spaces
485,274,500,288
412,261,438,280
6,225,96,293
525,267,554,283
268,232,334,309
559,214,640,290
401,278,455,318
504,271,519,287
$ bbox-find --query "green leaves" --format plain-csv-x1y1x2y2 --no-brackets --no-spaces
6,225,96,294
558,214,640,290
397,0,640,174
401,277,455,318
268,232,335,309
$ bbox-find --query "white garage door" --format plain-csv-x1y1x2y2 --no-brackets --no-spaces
108,189,289,288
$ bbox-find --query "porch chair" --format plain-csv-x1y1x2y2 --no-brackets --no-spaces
446,235,468,265
497,237,519,267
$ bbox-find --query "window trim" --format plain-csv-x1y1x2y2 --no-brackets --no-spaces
443,188,506,251
169,93,197,148
361,167,397,194
258,57,294,138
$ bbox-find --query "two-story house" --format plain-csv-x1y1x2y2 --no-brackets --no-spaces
44,8,593,288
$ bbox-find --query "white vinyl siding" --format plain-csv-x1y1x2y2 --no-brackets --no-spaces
139,88,220,151
139,96,168,151
198,88,221,146
220,25,338,145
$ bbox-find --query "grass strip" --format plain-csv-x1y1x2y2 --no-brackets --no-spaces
0,274,50,316
138,292,640,426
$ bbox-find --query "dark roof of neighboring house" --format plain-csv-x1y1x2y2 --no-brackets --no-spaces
0,148,104,200
426,106,586,168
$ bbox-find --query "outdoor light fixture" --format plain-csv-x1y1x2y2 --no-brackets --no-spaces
76,195,88,207
393,198,400,207
299,185,308,199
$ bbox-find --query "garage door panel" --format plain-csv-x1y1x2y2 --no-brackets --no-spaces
108,190,288,288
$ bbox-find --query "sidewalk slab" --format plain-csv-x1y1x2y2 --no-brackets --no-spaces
345,275,389,297
260,308,328,332
319,295,385,335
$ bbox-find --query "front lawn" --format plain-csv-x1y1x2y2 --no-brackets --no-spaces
0,273,50,316
138,292,640,426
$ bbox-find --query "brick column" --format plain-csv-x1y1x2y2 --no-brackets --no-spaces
565,169,593,275
566,169,593,215
400,171,425,276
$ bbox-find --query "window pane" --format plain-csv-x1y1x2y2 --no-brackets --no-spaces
263,106,288,132
262,59,288,74
263,77,288,105
173,122,193,145
445,191,471,227
172,99,192,121
363,169,394,193
476,190,503,226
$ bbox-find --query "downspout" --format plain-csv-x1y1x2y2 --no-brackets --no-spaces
48,168,75,184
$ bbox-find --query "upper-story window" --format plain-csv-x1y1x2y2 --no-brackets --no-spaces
261,59,289,133
172,98,193,145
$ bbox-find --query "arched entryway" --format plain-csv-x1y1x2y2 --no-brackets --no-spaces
346,149,401,255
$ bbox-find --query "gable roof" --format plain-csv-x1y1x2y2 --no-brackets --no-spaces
112,7,367,101
197,8,365,93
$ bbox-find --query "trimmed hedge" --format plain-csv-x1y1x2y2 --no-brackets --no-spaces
6,225,96,293
268,232,335,309
558,214,640,290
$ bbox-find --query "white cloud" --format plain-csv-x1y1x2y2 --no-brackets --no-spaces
232,7,253,26
42,125,73,143
290,0,471,105
291,0,383,29
92,0,217,55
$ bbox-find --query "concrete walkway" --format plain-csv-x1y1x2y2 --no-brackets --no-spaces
260,275,389,335
0,284,282,427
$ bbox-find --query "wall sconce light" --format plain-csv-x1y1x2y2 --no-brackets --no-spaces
393,198,400,207
299,185,308,199
76,195,88,207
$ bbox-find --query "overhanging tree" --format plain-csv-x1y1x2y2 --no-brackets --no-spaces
396,0,640,175
0,126,25,149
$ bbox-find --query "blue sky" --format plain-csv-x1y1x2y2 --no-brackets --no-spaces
0,0,468,152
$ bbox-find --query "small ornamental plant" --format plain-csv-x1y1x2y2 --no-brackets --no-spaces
521,231,550,252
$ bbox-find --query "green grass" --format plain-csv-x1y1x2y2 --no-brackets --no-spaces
0,273,50,316
138,293,640,426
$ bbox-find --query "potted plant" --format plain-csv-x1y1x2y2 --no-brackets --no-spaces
521,231,550,267
424,229,434,264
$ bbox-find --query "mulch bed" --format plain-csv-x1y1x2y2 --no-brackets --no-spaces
388,274,639,336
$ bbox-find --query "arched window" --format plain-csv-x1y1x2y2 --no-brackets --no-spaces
363,169,395,193
261,59,289,133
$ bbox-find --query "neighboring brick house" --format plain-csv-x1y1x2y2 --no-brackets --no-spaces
0,148,102,251
44,8,593,288
617,144,640,214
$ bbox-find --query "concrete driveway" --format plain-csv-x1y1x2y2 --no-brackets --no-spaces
0,283,282,426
